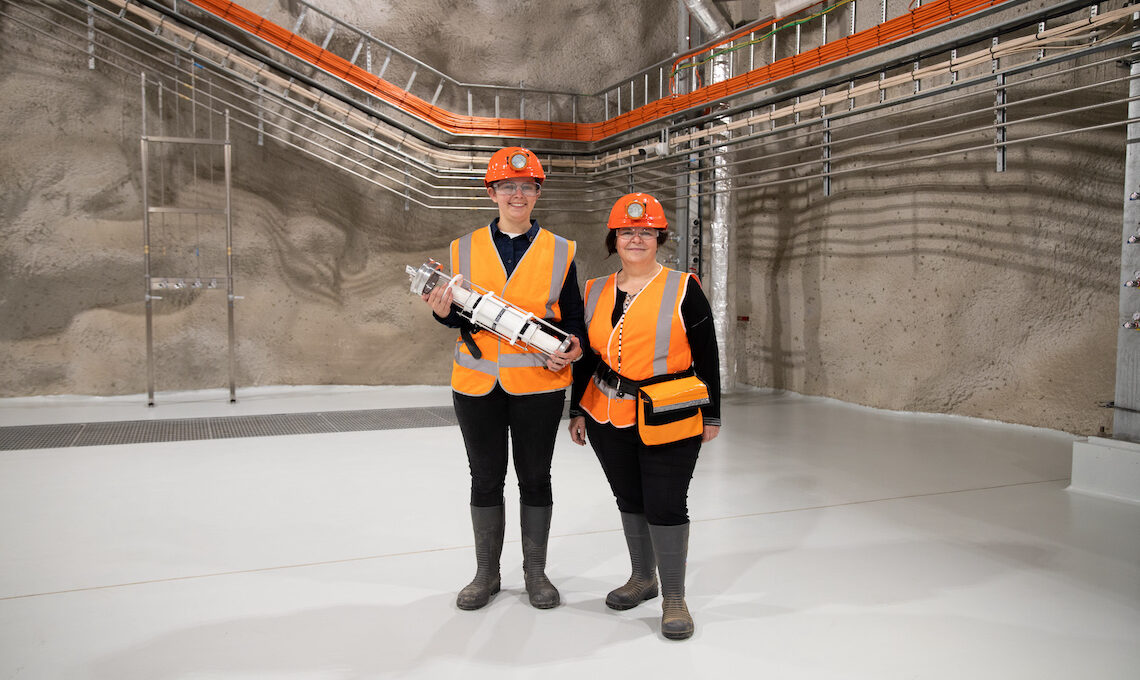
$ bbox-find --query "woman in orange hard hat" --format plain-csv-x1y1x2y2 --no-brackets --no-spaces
422,147,585,611
567,192,721,640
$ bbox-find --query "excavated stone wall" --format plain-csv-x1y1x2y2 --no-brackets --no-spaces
0,1,1124,435
0,0,678,397
733,57,1124,435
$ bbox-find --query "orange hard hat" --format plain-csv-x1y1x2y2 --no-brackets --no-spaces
607,193,668,230
484,147,545,186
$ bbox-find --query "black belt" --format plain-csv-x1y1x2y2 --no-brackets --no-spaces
460,325,482,360
594,363,641,398
594,362,694,398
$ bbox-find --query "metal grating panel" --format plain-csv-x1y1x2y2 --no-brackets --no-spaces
73,418,213,446
208,413,337,439
0,405,459,451
322,407,456,431
424,405,460,426
0,423,84,450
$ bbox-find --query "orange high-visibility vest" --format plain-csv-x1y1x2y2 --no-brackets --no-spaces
579,267,695,427
449,226,576,396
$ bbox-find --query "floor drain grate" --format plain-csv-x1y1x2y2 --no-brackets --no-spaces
0,405,459,451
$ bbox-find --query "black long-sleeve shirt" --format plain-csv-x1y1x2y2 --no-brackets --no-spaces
432,219,587,346
569,276,721,425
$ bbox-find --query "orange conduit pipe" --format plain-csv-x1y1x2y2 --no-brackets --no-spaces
188,0,1014,143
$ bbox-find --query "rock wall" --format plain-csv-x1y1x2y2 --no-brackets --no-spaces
0,1,1124,435
733,64,1123,435
0,0,675,397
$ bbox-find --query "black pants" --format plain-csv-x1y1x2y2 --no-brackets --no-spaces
453,384,565,508
584,417,700,526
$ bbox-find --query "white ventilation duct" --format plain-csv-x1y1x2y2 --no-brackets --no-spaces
681,0,736,392
682,0,731,38
774,0,821,18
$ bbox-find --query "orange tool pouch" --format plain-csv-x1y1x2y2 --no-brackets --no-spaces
636,373,710,446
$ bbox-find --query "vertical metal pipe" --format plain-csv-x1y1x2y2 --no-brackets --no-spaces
141,74,156,406
710,53,735,393
349,36,363,65
995,73,1007,172
1114,49,1140,440
87,6,95,70
690,163,702,279
677,0,697,277
823,114,831,196
677,0,688,46
291,6,307,34
224,111,237,403
994,38,1006,172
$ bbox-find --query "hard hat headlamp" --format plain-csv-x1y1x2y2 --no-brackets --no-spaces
626,201,646,220
510,153,529,170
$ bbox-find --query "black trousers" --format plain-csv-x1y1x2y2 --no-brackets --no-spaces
584,417,700,526
452,384,565,508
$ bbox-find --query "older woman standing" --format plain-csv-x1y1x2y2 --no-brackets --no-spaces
424,147,584,611
568,192,721,640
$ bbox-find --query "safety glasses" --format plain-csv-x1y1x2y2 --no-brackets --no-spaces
615,228,658,240
493,181,540,196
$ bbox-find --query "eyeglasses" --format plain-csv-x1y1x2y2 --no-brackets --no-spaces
493,181,540,196
615,228,658,240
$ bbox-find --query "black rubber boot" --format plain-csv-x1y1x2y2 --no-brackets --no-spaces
456,504,504,610
606,512,659,610
520,503,560,609
649,522,694,640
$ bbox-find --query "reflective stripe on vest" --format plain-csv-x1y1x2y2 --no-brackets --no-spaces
580,268,693,427
450,226,575,396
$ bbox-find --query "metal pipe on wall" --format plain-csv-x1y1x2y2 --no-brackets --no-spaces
709,63,735,393
686,0,736,392
683,0,732,38
1114,49,1140,439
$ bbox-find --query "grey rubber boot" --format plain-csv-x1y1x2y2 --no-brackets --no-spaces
649,522,694,640
456,504,505,610
606,512,659,610
520,503,560,609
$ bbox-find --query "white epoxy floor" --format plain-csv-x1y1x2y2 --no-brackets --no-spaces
1,387,1138,679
